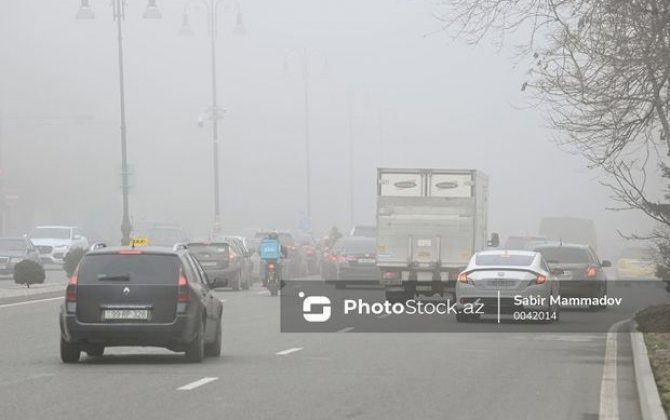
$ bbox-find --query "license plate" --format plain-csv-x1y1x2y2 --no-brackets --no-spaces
102,309,149,320
358,258,375,264
199,261,218,267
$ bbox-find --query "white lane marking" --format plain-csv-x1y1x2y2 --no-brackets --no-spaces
376,314,390,319
599,320,627,420
177,377,219,391
0,297,62,309
275,347,303,356
337,327,355,333
533,335,602,342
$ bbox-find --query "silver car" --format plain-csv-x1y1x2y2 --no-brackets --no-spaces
455,250,562,323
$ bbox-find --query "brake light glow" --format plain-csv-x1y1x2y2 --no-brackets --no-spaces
267,262,276,271
119,249,143,255
536,274,547,285
338,256,348,263
65,273,78,302
457,273,471,284
586,266,597,278
329,255,337,263
383,271,400,280
177,274,191,302
229,251,237,263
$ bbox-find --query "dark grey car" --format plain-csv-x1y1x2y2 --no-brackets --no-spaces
59,246,223,363
533,243,611,310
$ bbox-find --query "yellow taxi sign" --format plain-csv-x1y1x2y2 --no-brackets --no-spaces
131,237,150,247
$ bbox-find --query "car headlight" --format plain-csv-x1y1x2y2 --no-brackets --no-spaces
9,257,24,264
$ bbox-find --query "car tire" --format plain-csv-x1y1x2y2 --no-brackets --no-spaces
204,319,222,357
60,337,80,363
86,345,104,357
185,320,205,363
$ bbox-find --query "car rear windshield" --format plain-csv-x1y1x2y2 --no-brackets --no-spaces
475,254,534,266
188,243,229,257
335,240,376,255
534,247,591,264
0,239,26,251
78,254,179,285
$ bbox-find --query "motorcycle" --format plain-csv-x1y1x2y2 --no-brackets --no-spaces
265,260,281,296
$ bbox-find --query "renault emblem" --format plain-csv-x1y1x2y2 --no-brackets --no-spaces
123,287,130,296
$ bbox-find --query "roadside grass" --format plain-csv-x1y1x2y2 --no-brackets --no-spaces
636,304,670,418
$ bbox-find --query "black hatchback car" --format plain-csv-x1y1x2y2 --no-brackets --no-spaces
59,246,223,363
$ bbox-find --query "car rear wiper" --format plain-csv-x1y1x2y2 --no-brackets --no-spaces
97,274,130,281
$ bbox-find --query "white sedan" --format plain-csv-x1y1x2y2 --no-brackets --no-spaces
455,250,562,323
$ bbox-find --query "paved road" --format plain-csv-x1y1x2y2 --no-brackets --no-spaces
0,281,652,420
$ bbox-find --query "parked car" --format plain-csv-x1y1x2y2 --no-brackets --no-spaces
455,250,561,322
0,237,41,276
533,242,611,310
616,246,657,280
59,246,223,363
349,224,377,238
28,225,89,265
323,237,380,288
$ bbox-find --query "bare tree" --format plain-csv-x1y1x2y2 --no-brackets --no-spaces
440,0,670,230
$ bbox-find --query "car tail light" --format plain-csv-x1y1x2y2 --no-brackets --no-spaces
457,273,471,284
329,255,337,263
229,251,237,263
383,271,400,280
306,250,315,256
119,249,143,255
65,273,78,302
177,274,191,302
536,274,547,285
586,266,597,278
267,262,276,272
338,256,348,263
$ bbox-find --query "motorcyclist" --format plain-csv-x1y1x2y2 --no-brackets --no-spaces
260,232,287,287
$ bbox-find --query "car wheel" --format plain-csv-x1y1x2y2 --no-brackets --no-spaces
60,337,80,363
204,319,222,357
185,320,205,363
86,345,104,357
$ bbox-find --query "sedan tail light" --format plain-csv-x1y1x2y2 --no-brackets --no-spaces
536,274,547,285
457,273,472,284
177,274,191,302
586,266,597,278
65,273,78,303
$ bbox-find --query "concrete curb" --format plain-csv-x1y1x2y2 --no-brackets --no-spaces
631,325,668,420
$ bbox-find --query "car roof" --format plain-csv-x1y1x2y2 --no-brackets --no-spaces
533,242,590,250
33,225,75,229
86,246,185,256
477,249,538,256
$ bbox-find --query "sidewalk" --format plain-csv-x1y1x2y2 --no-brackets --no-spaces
0,270,67,302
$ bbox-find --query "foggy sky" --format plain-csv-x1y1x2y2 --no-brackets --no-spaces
0,0,657,257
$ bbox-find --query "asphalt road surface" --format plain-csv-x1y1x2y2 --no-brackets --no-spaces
0,279,652,420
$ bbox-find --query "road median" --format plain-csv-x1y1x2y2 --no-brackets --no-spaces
634,305,670,419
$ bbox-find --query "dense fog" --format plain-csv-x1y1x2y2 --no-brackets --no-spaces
0,0,657,258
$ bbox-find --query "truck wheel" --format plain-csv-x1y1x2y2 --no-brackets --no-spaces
60,337,80,363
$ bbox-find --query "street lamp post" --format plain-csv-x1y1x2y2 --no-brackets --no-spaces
76,0,161,245
181,0,246,237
